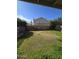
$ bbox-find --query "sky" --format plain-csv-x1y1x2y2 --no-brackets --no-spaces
17,1,62,23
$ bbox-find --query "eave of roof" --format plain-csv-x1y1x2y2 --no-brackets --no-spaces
20,0,62,9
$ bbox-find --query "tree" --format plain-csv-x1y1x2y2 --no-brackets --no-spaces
17,18,27,27
49,17,62,31
17,18,27,38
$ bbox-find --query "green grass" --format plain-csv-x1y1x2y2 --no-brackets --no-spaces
17,30,62,59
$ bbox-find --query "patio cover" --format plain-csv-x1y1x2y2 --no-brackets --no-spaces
20,0,62,9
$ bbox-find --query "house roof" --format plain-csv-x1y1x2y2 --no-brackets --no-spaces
33,17,48,23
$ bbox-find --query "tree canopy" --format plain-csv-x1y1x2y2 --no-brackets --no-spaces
17,18,27,27
50,17,62,30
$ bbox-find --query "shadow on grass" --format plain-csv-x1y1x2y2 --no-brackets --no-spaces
17,31,33,48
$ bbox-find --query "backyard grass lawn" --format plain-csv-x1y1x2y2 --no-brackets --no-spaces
17,30,62,59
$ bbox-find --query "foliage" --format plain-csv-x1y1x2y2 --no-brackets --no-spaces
17,18,27,27
50,17,62,31
17,18,28,39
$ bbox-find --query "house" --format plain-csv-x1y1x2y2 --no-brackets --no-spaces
33,17,50,30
